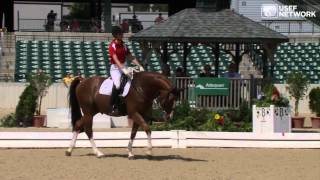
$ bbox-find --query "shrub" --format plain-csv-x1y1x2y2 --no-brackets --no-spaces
15,84,38,127
151,101,252,132
0,113,16,127
309,87,320,117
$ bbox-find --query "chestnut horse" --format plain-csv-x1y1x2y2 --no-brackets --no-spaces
66,71,178,159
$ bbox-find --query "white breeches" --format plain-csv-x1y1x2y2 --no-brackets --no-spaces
110,64,124,89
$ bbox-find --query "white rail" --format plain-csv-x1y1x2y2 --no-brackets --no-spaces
0,131,319,149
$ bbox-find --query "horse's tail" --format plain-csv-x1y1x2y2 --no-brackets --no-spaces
69,77,82,131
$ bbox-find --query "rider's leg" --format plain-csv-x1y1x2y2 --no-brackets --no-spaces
110,64,121,89
110,65,122,112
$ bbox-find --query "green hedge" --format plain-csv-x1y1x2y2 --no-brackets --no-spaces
151,101,252,132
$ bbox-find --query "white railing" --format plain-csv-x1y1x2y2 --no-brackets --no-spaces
0,131,319,149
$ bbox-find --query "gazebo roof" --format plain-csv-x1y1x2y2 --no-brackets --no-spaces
130,8,289,43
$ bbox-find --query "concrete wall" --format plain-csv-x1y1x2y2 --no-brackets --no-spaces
0,82,68,114
1,82,319,116
275,84,320,116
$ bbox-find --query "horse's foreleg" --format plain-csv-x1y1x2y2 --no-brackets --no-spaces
145,129,152,156
128,121,139,159
84,115,104,158
65,131,79,156
132,112,152,157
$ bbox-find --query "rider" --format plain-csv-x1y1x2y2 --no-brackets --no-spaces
109,26,144,113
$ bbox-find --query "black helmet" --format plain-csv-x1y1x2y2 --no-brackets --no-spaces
112,26,123,37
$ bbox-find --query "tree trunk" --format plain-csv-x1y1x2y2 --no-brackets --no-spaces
295,100,299,117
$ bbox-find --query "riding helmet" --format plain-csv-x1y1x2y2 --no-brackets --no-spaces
112,26,123,37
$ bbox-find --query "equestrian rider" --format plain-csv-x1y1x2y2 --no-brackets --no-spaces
109,26,144,112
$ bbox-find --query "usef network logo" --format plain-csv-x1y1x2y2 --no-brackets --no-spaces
261,4,317,18
261,4,278,18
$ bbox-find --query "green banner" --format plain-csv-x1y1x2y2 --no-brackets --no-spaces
195,78,230,96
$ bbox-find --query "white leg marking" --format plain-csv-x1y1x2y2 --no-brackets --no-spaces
146,133,152,156
89,138,104,157
128,139,134,158
66,131,78,155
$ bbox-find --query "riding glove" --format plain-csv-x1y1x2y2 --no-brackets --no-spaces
121,67,133,79
139,65,145,72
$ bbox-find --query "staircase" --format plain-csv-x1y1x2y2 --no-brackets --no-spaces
0,33,15,82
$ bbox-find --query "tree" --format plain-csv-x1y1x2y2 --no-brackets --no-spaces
30,72,52,115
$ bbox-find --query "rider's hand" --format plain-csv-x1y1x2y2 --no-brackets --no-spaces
139,65,145,72
121,67,133,79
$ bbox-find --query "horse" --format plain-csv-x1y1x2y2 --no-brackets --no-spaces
66,71,179,159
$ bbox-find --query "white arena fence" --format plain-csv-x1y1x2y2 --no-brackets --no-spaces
0,131,319,149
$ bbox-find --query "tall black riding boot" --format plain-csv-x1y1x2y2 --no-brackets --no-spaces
111,86,121,115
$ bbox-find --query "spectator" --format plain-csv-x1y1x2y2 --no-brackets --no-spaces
199,64,215,77
224,63,241,78
154,13,164,24
60,18,69,32
121,19,129,33
131,14,143,33
36,68,44,75
62,73,74,87
224,63,241,107
71,19,80,32
90,18,101,32
46,10,57,32
161,63,171,77
175,67,186,77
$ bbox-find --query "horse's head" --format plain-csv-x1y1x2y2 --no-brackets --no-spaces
158,88,180,121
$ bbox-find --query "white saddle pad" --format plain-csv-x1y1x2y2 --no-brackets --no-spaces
99,78,131,97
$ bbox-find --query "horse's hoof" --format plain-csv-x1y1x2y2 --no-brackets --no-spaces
96,154,104,158
128,156,135,160
65,151,71,156
146,154,153,160
145,150,152,156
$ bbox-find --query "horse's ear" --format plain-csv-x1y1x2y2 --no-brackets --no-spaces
170,87,184,97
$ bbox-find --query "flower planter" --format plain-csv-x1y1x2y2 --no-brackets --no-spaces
291,117,305,128
253,105,291,133
33,115,46,128
310,117,320,129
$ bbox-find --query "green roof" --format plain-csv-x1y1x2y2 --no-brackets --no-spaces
131,8,289,43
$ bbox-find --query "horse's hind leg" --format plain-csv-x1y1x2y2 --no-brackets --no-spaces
65,117,84,156
83,115,104,158
128,122,139,159
131,112,152,157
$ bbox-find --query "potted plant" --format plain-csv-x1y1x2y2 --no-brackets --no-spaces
253,81,290,133
30,71,52,127
308,87,320,128
287,71,309,128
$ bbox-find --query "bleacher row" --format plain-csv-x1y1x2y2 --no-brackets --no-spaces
274,43,320,84
15,40,233,82
15,40,320,83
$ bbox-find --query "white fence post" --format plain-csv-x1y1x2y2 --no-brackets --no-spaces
178,130,187,148
170,130,179,148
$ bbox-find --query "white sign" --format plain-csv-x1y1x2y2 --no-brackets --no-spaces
261,4,316,19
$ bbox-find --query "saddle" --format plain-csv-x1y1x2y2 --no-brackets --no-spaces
110,74,129,116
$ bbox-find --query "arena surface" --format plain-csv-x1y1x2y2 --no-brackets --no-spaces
0,147,319,180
